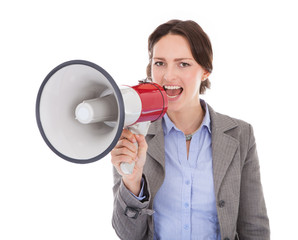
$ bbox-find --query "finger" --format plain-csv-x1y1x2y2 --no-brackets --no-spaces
120,129,137,143
111,154,134,165
112,146,137,160
111,155,134,174
114,138,137,152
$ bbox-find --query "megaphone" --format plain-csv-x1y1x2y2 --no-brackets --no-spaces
36,60,168,174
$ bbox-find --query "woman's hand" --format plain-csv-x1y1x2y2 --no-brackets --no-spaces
111,129,148,195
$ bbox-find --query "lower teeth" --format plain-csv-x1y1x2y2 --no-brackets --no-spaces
167,95,178,99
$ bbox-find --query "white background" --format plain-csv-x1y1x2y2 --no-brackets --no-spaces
1,0,297,239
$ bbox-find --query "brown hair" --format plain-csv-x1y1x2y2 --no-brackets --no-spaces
147,19,213,94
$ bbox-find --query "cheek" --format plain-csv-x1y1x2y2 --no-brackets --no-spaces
183,71,202,93
151,67,163,84
185,71,201,83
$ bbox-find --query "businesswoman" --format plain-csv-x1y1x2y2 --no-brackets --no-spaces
111,19,270,240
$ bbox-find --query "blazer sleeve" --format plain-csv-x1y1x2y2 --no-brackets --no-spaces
112,167,153,240
237,124,270,239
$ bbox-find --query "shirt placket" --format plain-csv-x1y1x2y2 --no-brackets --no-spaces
178,132,192,239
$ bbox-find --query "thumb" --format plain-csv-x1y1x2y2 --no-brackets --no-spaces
135,134,148,158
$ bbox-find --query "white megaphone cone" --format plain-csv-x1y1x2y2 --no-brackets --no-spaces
36,60,168,175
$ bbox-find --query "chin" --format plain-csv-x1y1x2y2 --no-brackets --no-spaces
166,102,184,113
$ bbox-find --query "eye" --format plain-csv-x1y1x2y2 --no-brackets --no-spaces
179,62,190,68
154,61,164,66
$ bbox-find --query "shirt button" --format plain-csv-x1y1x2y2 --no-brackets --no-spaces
185,180,190,185
184,203,189,208
218,200,225,208
184,224,189,230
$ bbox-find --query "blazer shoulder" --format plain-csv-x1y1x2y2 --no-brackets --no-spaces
221,112,252,131
209,105,254,145
209,105,251,131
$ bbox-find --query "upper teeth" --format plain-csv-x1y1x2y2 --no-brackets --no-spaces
164,85,181,90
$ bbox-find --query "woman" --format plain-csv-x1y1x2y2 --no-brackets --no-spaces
111,19,270,240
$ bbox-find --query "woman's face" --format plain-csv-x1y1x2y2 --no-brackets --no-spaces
151,34,209,113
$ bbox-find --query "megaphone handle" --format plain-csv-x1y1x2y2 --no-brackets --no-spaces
120,121,151,175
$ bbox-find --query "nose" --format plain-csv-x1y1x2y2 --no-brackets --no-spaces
163,64,177,81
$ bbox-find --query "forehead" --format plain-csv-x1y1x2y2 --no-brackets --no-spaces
152,34,193,59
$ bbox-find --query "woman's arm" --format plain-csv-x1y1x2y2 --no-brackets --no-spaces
111,130,153,240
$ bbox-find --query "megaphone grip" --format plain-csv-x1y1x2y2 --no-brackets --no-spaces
120,122,151,175
120,160,136,175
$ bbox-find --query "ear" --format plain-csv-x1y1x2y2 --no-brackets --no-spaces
201,70,211,82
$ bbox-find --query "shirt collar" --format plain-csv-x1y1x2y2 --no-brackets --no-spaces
162,99,211,136
201,99,212,134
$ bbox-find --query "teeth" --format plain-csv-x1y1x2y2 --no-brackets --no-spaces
164,85,182,90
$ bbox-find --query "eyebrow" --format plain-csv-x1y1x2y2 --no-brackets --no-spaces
153,57,194,61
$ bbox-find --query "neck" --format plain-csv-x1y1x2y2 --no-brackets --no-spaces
167,101,205,135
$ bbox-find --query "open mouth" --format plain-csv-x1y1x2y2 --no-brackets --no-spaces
163,85,183,99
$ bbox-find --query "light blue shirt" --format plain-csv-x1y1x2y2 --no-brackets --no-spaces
153,100,220,240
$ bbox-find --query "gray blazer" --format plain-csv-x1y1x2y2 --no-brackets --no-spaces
112,105,270,240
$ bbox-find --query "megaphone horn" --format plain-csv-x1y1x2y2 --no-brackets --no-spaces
36,60,168,174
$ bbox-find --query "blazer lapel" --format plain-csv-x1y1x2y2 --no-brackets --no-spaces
146,119,165,170
208,105,239,196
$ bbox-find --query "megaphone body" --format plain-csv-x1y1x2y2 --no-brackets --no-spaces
36,60,168,174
